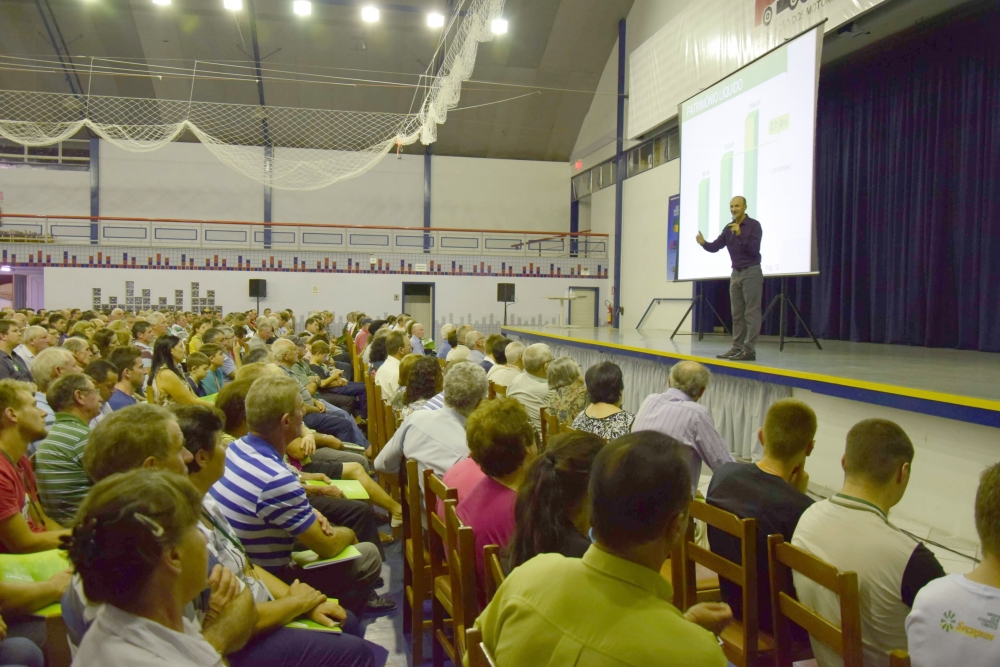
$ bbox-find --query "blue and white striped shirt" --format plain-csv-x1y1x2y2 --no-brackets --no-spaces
419,392,445,412
209,435,316,571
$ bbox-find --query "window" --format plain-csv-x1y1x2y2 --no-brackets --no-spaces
0,138,90,166
571,126,677,198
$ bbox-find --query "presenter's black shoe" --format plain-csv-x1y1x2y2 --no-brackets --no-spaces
365,593,397,614
716,348,741,359
731,350,757,362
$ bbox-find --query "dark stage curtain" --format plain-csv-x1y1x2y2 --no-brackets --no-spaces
699,4,1000,351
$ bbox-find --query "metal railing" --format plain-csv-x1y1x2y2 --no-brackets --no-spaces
0,214,609,259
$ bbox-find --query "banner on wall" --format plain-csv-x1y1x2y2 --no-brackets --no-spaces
627,0,889,139
667,195,680,281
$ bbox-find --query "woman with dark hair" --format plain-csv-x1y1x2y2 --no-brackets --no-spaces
571,361,634,440
92,327,118,360
506,431,606,570
65,469,221,665
365,332,388,371
399,356,442,420
150,334,210,407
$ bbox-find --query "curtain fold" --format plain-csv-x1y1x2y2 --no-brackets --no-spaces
701,5,1000,351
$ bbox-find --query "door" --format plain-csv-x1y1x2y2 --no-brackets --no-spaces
568,287,599,327
402,283,435,336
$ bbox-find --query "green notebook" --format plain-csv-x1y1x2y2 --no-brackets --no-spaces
0,550,70,619
286,619,342,634
202,393,218,404
291,545,363,570
303,479,369,499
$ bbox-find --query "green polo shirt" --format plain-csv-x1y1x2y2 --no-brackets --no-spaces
469,545,726,667
34,412,92,526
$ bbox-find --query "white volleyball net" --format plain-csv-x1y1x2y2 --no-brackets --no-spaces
0,0,504,190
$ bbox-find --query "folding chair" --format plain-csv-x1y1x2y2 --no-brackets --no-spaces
680,500,773,666
425,471,458,667
446,502,479,664
465,627,497,667
483,544,506,605
768,534,862,667
401,460,431,665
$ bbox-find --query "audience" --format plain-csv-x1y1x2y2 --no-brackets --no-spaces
408,322,425,356
572,361,634,439
12,326,47,370
706,398,817,638
543,355,588,425
131,321,155,368
106,346,145,411
907,461,1000,666
0,380,69,553
375,362,487,490
29,347,80,435
0,321,32,383
197,343,227,395
398,355,442,420
506,342,553,434
480,333,503,371
375,331,410,401
472,431,731,666
34,373,103,525
632,360,735,493
150,335,208,406
437,323,456,360
792,418,944,667
486,339,523,387
465,330,486,365
506,430,607,569
82,359,118,424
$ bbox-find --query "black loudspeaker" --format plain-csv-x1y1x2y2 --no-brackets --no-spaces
497,283,515,302
249,279,267,298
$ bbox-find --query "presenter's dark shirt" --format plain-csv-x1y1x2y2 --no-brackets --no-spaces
702,216,762,270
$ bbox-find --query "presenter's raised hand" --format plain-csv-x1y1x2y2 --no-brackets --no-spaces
696,231,706,245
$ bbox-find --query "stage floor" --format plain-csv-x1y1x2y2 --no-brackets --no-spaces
500,326,1000,428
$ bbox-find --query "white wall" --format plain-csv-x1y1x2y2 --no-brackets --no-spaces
432,156,569,232
0,164,90,217
795,388,996,545
271,154,423,228
100,142,264,222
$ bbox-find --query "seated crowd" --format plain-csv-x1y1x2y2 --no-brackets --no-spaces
0,305,991,666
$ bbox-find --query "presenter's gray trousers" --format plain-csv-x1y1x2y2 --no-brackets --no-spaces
730,264,763,353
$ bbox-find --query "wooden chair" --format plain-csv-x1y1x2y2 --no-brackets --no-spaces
539,407,560,448
889,651,911,667
488,381,497,400
446,502,479,664
465,627,497,667
44,614,72,667
680,500,772,667
401,460,431,665
380,399,401,508
768,534,862,667
425,471,458,667
483,544,505,605
493,384,507,398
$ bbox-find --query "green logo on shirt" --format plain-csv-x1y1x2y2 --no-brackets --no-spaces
941,610,957,632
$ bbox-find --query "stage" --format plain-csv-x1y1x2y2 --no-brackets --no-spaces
500,326,1000,429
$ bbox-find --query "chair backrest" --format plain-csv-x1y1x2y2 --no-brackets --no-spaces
768,534,863,667
540,407,559,448
488,381,497,400
493,384,507,398
684,500,760,666
465,627,497,667
424,469,458,581
446,502,479,662
403,459,423,558
484,544,506,604
363,365,380,454
383,401,397,440
889,650,910,667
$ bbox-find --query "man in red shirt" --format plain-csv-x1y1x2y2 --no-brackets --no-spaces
0,379,70,552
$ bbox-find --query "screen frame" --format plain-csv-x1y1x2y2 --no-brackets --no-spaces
674,20,826,283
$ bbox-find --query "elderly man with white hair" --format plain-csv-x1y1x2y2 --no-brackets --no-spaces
14,325,49,369
28,347,81,455
487,340,524,387
374,362,487,492
506,343,554,435
465,330,486,365
437,323,457,360
632,360,735,493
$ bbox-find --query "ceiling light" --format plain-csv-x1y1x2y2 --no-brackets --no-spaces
224,0,242,9
361,5,379,22
427,12,445,28
0,266,10,273
293,0,311,15
491,18,508,34
153,0,170,6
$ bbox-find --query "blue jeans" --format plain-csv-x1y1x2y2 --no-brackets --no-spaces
306,402,370,448
0,638,43,667
229,611,374,667
318,382,367,418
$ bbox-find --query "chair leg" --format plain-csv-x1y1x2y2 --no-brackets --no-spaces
402,562,413,634
431,596,446,667
410,593,424,665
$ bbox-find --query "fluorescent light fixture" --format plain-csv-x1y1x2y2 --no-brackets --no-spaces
224,0,242,10
361,5,379,22
491,18,508,34
152,0,170,6
427,12,445,28
0,266,10,273
293,0,311,15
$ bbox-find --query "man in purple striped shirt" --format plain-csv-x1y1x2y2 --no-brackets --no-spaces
632,361,735,493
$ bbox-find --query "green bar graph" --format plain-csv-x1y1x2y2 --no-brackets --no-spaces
698,177,710,237
719,151,733,235
744,110,759,217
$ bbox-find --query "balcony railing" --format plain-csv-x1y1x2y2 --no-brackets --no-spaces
0,214,608,259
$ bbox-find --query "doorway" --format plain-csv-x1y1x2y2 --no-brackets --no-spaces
402,283,435,337
568,287,599,327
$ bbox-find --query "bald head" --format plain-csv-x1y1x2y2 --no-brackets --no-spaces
271,338,297,366
668,361,710,401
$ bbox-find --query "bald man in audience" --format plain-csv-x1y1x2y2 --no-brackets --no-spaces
632,361,735,493
792,419,944,667
470,431,730,666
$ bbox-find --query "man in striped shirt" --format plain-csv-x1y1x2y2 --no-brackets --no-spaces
34,373,104,525
210,375,385,618
632,361,735,494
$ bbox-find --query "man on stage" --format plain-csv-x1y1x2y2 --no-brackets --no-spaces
696,196,763,362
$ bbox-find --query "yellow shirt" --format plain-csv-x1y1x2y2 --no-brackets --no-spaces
468,545,726,667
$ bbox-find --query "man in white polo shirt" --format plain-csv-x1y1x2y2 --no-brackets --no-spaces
505,343,552,435
906,461,1000,666
374,330,409,402
791,419,945,667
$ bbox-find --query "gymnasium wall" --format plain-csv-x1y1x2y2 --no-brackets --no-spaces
0,164,90,217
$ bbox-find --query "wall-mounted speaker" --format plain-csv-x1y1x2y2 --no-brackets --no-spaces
249,279,267,298
497,283,515,302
